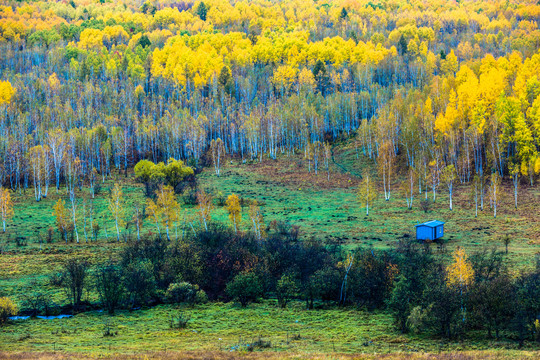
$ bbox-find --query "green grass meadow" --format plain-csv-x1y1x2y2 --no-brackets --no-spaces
0,301,535,356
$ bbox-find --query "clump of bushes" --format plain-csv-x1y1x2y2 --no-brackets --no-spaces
226,272,263,307
166,282,207,305
182,188,198,205
276,274,299,308
0,297,17,325
169,312,190,329
23,220,539,346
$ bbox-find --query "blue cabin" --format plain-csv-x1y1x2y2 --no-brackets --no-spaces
415,220,445,241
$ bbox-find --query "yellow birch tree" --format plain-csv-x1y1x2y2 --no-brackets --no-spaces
225,193,241,233
0,188,14,233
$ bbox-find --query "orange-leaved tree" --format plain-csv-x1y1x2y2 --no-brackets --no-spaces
0,80,15,105
53,198,69,242
156,185,179,240
446,246,474,324
356,172,377,216
0,188,14,233
197,189,213,231
225,194,241,233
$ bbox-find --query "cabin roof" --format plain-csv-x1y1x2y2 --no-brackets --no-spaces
415,220,445,228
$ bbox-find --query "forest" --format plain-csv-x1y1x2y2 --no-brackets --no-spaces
0,0,540,358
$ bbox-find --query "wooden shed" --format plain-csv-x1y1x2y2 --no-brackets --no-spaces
415,220,445,241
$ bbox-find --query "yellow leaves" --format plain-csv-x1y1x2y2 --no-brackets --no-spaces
440,49,458,76
521,160,529,177
105,58,118,78
197,189,213,229
102,25,129,43
272,65,297,91
0,296,17,323
457,41,473,61
79,28,105,49
0,187,13,224
424,97,433,115
471,104,487,135
0,80,15,105
108,183,125,228
0,5,14,17
135,84,145,97
17,4,34,16
456,65,479,121
155,185,179,228
225,193,241,231
53,198,68,234
47,73,60,92
446,247,474,289
153,7,185,26
151,36,224,88
356,172,378,215
407,38,419,57
103,25,130,49
435,90,458,136
79,26,130,50
145,197,160,222
297,67,315,93
529,95,540,139
152,31,392,88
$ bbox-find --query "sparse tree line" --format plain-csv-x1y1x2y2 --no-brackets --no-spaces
356,162,518,219
0,154,267,246
1,223,539,345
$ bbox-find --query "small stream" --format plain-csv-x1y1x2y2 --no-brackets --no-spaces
9,315,73,320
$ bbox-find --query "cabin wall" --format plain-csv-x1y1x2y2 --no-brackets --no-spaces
436,225,444,238
416,226,433,240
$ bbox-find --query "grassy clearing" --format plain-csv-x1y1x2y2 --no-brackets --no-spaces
199,141,540,268
0,351,539,360
0,301,537,356
1,351,539,360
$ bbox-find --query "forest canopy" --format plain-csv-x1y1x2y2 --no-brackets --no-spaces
0,0,539,191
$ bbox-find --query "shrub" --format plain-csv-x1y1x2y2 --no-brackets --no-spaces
103,319,118,337
92,222,101,241
170,311,190,329
308,266,341,303
62,259,89,309
215,191,226,206
407,305,430,334
123,259,156,308
182,188,198,205
15,236,27,247
48,272,64,287
95,263,124,315
47,227,54,243
387,275,413,333
276,274,299,308
195,289,208,304
94,181,102,196
226,272,263,307
0,297,17,325
166,282,207,305
420,199,431,213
